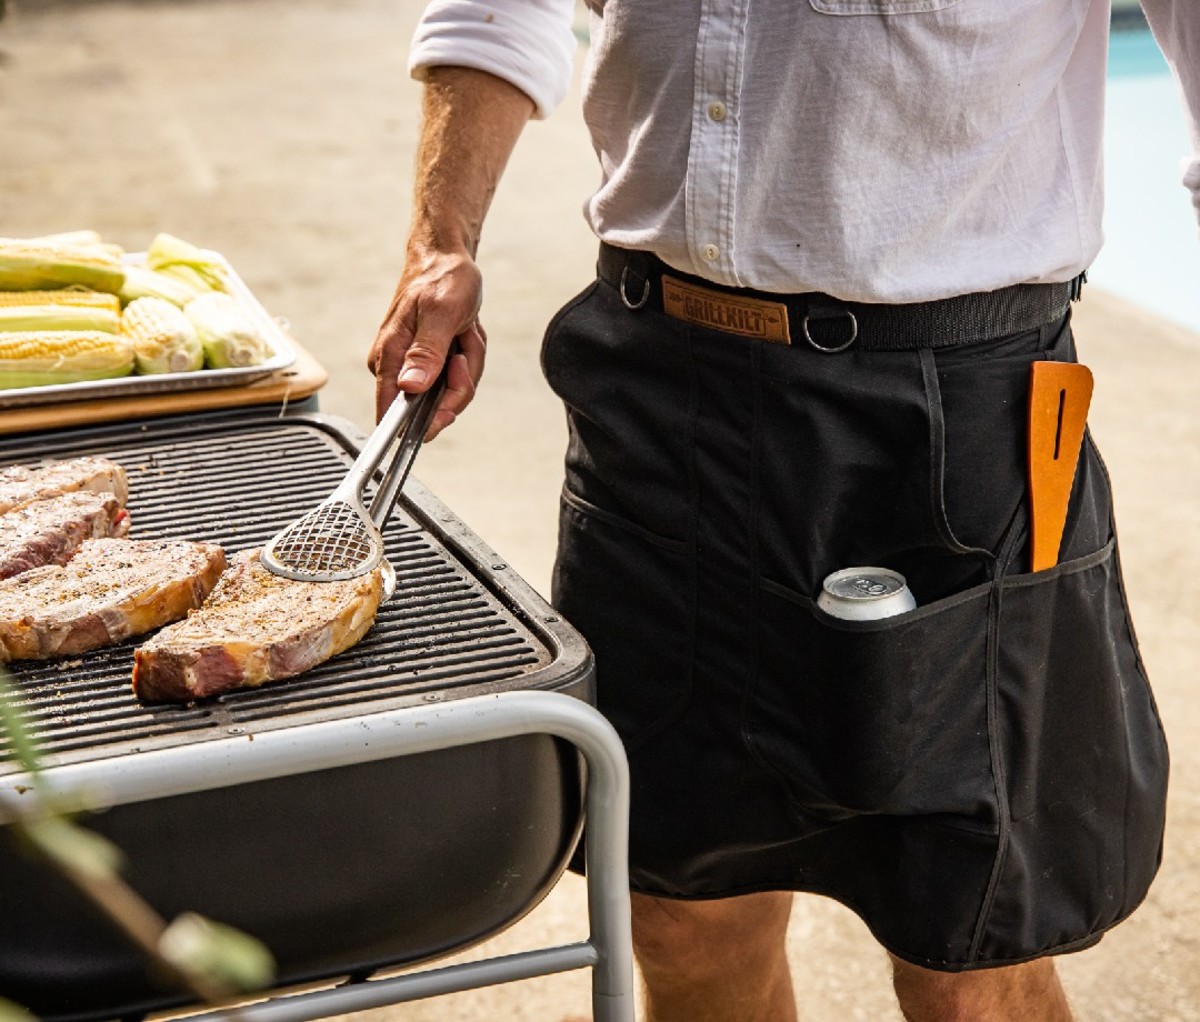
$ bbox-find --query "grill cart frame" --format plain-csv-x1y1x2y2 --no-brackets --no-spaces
0,409,635,1022
1,690,635,1022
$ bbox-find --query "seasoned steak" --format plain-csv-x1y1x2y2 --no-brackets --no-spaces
0,538,226,662
133,549,384,703
0,456,129,515
0,491,131,580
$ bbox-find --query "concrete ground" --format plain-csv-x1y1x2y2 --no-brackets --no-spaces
1,1,1197,1019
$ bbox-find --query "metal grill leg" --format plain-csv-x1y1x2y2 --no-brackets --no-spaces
112,691,637,1022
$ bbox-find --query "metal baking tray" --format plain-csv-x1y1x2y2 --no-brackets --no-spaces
0,251,297,409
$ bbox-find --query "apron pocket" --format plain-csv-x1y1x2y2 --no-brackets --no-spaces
978,540,1169,961
746,580,997,825
552,491,695,747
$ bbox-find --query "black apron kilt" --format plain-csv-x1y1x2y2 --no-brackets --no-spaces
542,257,1169,971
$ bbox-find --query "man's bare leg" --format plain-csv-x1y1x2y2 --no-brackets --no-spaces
629,890,796,1022
890,954,1074,1022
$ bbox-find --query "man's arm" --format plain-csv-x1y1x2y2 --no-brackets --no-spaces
1141,0,1200,229
368,66,534,429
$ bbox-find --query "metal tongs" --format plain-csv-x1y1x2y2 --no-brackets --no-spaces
261,354,452,599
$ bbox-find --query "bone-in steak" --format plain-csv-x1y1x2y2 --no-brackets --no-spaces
133,549,383,703
0,537,226,662
0,456,129,515
0,491,131,580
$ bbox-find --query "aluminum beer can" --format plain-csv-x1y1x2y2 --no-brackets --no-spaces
817,567,917,621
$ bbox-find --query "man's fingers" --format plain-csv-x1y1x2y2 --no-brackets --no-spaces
371,334,406,423
424,407,458,443
425,349,481,441
370,251,483,421
375,370,399,425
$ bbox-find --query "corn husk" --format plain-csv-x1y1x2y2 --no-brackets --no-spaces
147,233,228,293
118,264,205,308
185,293,271,369
0,290,121,333
0,331,135,388
0,238,125,294
25,230,104,248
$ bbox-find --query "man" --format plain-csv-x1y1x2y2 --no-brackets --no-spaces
369,2,1188,1019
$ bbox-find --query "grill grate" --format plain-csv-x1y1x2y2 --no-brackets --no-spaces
0,412,562,772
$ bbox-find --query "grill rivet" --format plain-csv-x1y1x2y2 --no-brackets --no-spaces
492,563,506,571
544,615,560,623
422,693,442,702
227,727,245,735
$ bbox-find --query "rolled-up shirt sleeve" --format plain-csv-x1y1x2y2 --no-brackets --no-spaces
408,0,577,119
1142,0,1200,230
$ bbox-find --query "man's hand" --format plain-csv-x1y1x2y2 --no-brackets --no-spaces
368,66,535,434
368,246,486,438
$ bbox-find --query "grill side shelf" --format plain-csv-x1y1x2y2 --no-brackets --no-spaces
0,410,592,774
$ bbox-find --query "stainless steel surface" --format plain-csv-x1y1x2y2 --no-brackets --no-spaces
261,363,447,586
0,253,297,409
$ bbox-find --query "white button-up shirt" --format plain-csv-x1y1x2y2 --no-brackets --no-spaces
410,0,1200,303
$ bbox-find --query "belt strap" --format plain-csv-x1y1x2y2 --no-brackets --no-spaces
597,243,1084,352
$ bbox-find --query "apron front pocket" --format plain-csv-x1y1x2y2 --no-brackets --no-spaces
747,581,997,825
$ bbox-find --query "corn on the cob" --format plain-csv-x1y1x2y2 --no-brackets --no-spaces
121,297,203,374
117,264,204,308
25,232,124,260
0,289,120,310
147,233,228,292
26,230,104,248
185,292,271,369
0,238,126,294
0,331,135,388
0,290,121,333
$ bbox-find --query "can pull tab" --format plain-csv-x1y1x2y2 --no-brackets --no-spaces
1028,361,1094,572
850,577,891,597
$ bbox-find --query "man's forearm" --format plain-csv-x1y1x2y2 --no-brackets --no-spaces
369,66,534,424
410,66,536,259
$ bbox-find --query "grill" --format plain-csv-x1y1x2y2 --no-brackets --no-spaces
0,408,632,1022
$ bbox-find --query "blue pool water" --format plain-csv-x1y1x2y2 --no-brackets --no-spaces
1090,28,1200,335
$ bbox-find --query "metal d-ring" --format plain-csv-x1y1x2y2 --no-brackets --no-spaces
802,309,858,353
619,266,650,310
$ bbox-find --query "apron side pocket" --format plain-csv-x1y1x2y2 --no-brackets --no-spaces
977,540,1169,962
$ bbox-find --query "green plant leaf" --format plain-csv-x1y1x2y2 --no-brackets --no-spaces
0,673,43,777
22,816,124,879
159,913,275,994
0,996,35,1022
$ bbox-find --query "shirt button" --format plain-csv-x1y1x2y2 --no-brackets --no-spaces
701,243,720,262
707,101,727,122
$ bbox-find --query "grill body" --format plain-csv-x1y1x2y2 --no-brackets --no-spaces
0,411,591,1022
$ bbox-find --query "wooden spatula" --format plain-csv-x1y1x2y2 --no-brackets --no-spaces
1028,360,1094,572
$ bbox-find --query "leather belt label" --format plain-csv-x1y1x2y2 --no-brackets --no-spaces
661,274,791,343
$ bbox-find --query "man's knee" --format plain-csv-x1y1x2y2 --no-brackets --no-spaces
630,890,792,985
890,954,1072,1022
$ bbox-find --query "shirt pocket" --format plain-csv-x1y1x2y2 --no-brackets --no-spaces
809,0,961,13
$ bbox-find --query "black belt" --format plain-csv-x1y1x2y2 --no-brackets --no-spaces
597,242,1084,352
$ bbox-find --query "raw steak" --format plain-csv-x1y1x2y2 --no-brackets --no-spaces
0,537,226,662
0,491,131,580
0,456,129,515
133,549,384,703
